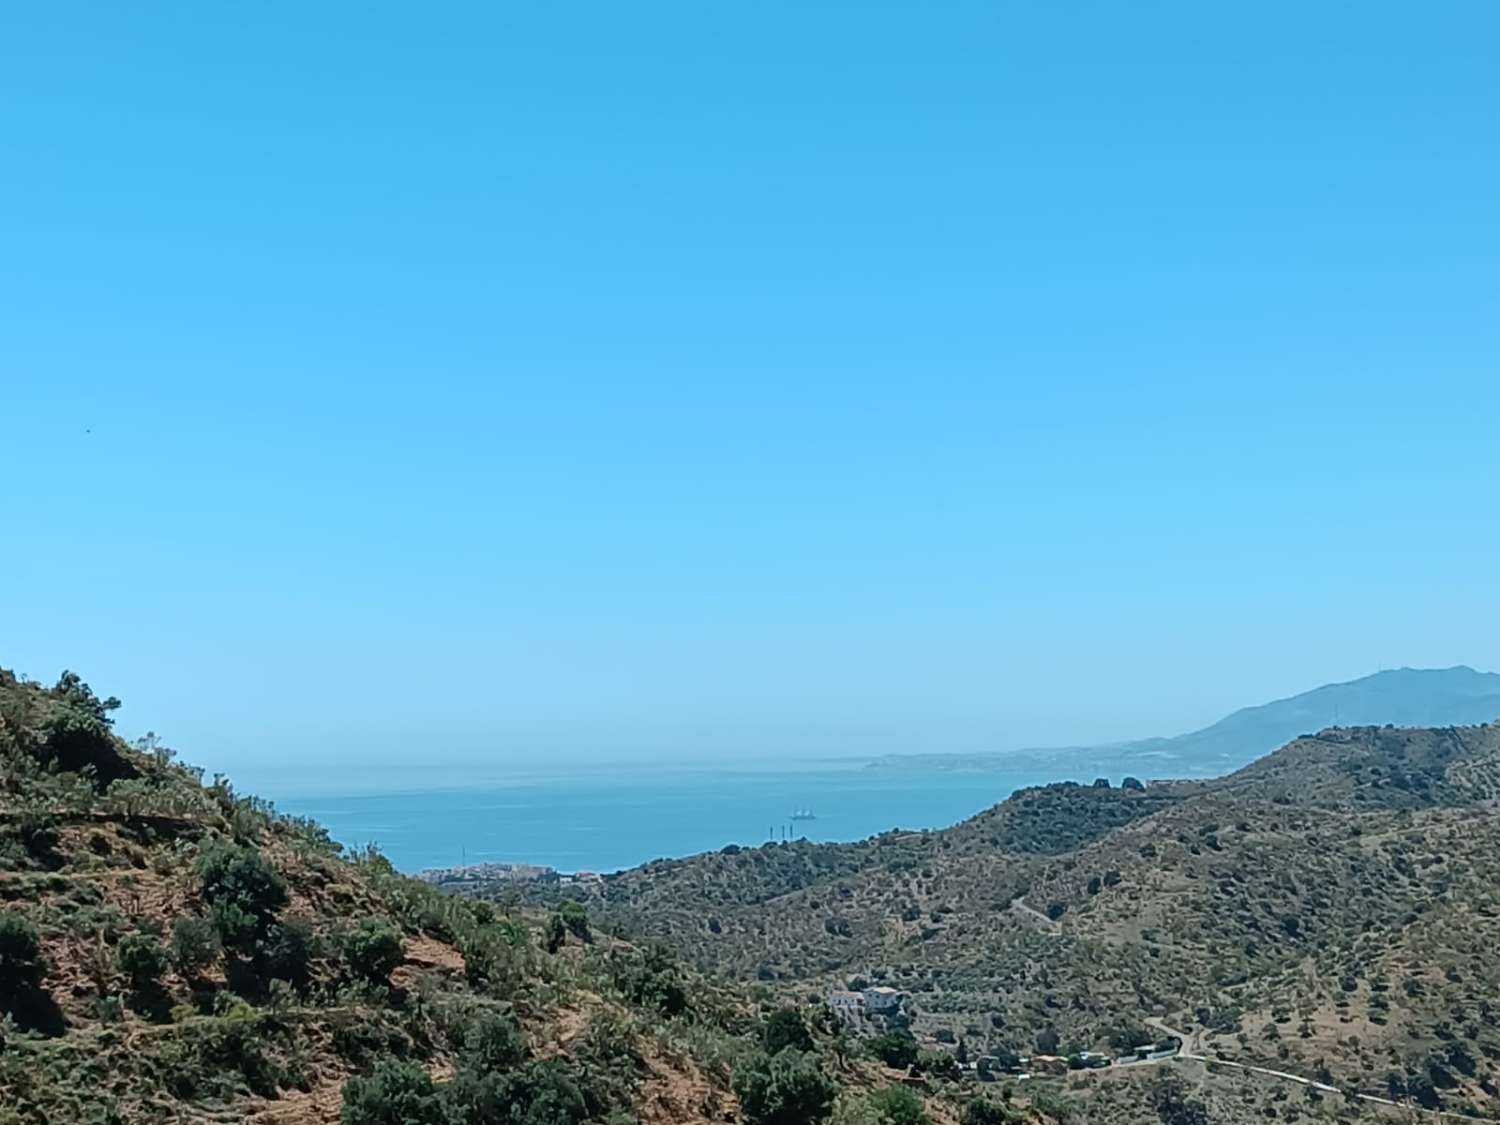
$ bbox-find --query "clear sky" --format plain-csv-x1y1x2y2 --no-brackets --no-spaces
4,2,1498,775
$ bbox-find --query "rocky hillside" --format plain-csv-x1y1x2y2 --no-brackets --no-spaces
0,667,1073,1125
497,725,1500,1121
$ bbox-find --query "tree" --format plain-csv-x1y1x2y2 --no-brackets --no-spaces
868,1086,928,1125
1035,1028,1060,1055
341,1060,446,1125
258,917,316,989
866,1030,919,1069
1122,777,1145,791
36,672,135,782
171,916,221,978
0,911,45,985
611,945,688,1017
544,913,567,954
343,919,404,983
733,1049,836,1125
558,900,590,942
116,933,169,990
765,1007,815,1055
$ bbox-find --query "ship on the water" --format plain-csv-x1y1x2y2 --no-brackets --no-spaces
790,808,817,821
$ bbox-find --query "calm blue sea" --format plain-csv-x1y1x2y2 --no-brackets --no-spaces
233,758,1061,875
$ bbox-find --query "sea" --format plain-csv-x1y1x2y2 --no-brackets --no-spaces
227,747,1210,876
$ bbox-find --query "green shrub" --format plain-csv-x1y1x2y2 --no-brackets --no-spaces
210,899,259,950
867,1086,928,1125
866,1031,918,1069
341,1059,446,1125
344,918,404,983
117,933,169,989
171,916,221,977
445,1058,590,1125
462,929,526,995
732,1049,836,1125
258,917,316,989
197,844,287,921
960,1097,1008,1125
764,1007,815,1055
35,672,136,783
17,808,59,859
558,900,590,941
1028,1088,1075,1123
611,945,688,1017
462,1010,528,1070
0,911,45,984
163,1000,282,1099
544,913,567,954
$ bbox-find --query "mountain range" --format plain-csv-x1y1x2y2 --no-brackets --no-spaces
868,665,1500,778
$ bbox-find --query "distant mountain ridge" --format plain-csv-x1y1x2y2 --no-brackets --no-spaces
868,665,1500,776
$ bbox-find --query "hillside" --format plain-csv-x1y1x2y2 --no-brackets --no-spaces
870,666,1500,778
0,667,1076,1125
494,724,1500,1121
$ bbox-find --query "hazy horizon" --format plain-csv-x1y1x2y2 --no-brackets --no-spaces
7,3,1500,779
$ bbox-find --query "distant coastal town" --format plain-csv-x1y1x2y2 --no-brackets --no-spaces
417,861,604,888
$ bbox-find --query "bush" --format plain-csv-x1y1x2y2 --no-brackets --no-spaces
765,1007,815,1055
258,917,316,989
611,945,688,1017
341,1060,447,1125
544,913,567,954
961,1097,1008,1125
117,933,169,989
197,844,287,921
171,916,221,977
35,672,136,783
17,808,59,859
163,1000,282,1100
868,1086,928,1125
0,911,45,985
210,899,259,950
462,1010,528,1070
866,1031,918,1069
462,929,526,995
733,1049,836,1125
344,919,404,983
446,1058,591,1125
558,900,590,942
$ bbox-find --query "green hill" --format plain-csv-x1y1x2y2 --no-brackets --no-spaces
499,724,1500,1122
2,666,1071,1125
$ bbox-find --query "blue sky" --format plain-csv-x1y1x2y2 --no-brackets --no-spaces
4,2,1498,774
